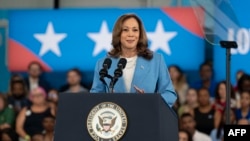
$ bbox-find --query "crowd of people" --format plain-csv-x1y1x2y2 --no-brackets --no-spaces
0,61,89,141
170,61,250,141
0,60,250,141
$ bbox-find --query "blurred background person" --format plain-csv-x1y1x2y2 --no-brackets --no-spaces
169,65,189,105
210,108,236,141
59,68,89,93
193,88,220,135
179,129,193,141
180,113,212,141
0,128,19,141
42,115,55,141
235,73,250,108
234,90,250,123
178,88,199,117
212,80,236,114
191,61,217,101
7,80,31,114
24,61,51,93
15,87,56,141
0,94,15,130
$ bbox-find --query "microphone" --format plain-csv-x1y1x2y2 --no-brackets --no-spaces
114,58,127,78
109,58,127,93
99,58,112,85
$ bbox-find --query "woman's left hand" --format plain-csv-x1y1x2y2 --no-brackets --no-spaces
133,85,144,94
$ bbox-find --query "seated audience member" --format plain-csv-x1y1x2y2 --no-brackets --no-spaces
8,73,25,89
168,65,189,105
235,90,250,122
235,73,250,108
190,61,217,100
16,87,56,141
59,68,89,93
213,80,236,113
8,80,31,114
0,128,19,141
212,80,237,127
24,61,51,93
47,89,59,106
193,88,220,135
210,109,236,141
0,94,15,130
180,113,212,141
42,115,55,141
179,129,193,141
178,88,199,117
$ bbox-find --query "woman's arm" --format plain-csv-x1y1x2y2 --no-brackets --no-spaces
157,54,177,107
16,107,29,140
90,59,106,93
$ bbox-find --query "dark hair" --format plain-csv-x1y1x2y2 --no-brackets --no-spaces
179,129,193,141
199,61,213,71
180,113,194,120
168,65,184,81
0,128,19,141
237,73,250,93
43,114,56,121
67,68,82,77
10,80,27,91
28,61,43,71
197,87,210,96
109,13,153,60
215,80,236,101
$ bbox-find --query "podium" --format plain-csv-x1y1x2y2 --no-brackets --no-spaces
54,93,178,141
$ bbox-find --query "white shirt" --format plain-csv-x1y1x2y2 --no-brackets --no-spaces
193,130,212,141
123,56,137,92
29,77,39,91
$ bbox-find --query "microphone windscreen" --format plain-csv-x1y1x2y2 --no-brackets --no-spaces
118,58,127,69
103,58,112,69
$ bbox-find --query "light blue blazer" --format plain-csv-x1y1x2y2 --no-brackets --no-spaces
90,53,177,107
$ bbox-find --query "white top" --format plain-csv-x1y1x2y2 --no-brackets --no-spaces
29,77,39,91
193,130,212,141
123,56,137,92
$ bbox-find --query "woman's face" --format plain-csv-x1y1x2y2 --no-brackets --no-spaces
30,89,46,105
186,89,198,104
240,92,250,108
169,67,180,81
179,131,189,141
218,83,226,100
120,17,140,51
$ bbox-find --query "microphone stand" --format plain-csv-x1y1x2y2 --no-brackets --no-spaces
219,41,237,125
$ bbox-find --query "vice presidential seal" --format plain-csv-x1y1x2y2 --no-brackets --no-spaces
87,102,128,141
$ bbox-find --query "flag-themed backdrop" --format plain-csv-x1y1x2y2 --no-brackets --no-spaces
8,7,205,88
213,0,250,86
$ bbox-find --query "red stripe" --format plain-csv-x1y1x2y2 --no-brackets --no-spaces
162,7,204,38
8,39,51,72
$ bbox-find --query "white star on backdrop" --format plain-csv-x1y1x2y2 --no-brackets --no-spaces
34,22,67,57
147,20,177,55
87,21,112,56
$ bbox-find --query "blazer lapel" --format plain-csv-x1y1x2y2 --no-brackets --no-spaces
130,56,150,93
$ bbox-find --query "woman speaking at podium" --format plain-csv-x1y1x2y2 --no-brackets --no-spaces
90,13,177,107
